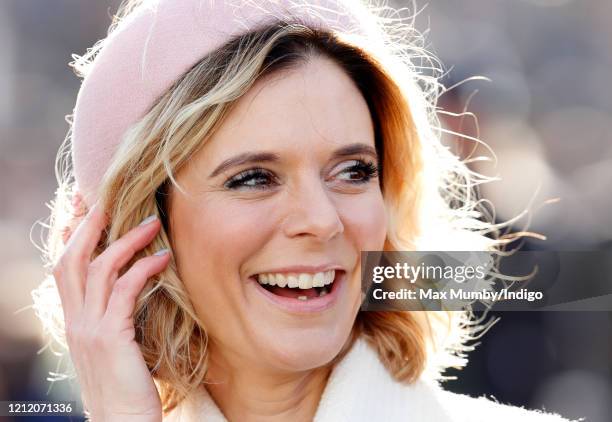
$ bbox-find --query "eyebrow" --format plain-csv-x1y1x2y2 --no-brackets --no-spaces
208,143,378,178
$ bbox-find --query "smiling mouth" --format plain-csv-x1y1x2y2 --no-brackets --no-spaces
255,270,338,300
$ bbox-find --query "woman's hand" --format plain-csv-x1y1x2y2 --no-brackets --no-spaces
53,193,171,422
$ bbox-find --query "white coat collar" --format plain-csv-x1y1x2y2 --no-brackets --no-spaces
163,336,454,421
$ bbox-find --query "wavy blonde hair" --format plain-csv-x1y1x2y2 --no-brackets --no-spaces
32,0,508,414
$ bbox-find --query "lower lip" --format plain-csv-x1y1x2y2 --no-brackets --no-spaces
249,271,346,314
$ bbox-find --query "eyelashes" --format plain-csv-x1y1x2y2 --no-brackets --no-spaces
223,159,379,191
337,160,378,183
224,168,278,190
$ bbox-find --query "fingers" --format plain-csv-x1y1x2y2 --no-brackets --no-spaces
105,250,171,323
54,199,109,321
54,193,168,422
83,215,164,319
61,192,88,244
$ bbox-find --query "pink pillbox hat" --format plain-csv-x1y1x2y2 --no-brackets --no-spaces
71,0,377,208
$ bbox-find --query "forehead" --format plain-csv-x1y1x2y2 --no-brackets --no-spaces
189,55,375,169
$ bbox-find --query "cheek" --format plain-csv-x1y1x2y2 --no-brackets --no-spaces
337,190,387,251
171,198,277,331
177,199,276,268
208,201,273,243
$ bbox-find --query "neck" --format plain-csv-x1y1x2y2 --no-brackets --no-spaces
204,345,332,422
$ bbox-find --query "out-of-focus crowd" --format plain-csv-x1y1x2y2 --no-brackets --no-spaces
0,1,609,421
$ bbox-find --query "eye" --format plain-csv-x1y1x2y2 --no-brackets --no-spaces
224,168,278,190
335,159,379,184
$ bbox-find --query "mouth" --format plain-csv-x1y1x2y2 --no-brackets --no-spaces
249,269,346,313
256,270,336,299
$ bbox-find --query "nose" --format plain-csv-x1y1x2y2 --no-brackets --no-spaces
281,176,344,242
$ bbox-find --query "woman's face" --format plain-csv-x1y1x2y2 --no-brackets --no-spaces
168,55,387,373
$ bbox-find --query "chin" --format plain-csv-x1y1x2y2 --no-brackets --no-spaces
251,315,357,373
267,336,348,372
240,269,363,371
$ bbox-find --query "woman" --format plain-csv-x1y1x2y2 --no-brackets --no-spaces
32,0,572,420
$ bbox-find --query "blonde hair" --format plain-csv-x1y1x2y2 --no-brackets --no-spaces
32,0,509,414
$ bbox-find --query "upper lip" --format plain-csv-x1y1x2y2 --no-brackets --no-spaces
251,264,345,277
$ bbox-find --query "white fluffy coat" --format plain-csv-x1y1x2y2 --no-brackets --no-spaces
163,337,573,421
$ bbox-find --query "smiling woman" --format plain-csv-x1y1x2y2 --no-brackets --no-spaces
166,53,388,394
31,0,571,421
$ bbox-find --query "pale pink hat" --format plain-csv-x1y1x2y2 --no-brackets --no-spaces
71,0,378,208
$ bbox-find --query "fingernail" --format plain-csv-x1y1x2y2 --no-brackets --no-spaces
154,248,170,256
139,214,158,226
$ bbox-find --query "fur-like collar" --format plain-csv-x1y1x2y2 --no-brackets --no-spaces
163,337,571,421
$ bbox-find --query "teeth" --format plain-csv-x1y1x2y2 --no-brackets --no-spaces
313,272,324,287
298,274,311,289
275,273,287,288
297,295,308,301
324,270,334,285
287,274,299,288
256,270,336,289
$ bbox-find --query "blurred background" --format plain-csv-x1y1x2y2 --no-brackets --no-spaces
0,0,610,420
